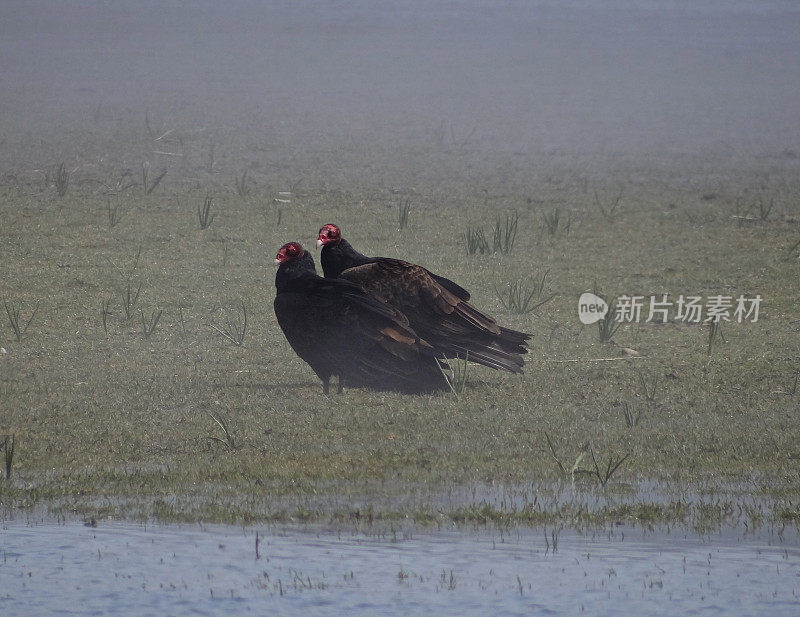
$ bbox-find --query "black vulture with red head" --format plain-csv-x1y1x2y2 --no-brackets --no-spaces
273,242,447,394
316,224,530,374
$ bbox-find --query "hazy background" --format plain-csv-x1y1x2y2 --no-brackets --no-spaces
1,0,799,186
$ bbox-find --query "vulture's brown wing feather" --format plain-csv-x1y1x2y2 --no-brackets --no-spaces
339,260,504,337
425,270,471,301
339,260,529,373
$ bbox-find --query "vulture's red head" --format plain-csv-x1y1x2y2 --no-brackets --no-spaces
316,223,342,248
274,242,304,266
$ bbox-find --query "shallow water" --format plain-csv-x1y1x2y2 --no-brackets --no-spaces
1,520,798,616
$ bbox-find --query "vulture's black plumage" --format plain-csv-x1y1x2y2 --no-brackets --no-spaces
273,242,447,394
316,224,530,373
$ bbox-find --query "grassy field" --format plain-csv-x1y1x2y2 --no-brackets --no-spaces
1,125,799,531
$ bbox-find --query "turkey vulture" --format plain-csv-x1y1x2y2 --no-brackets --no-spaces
273,241,448,394
316,224,530,373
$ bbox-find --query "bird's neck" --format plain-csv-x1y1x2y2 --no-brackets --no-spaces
275,252,317,292
322,238,371,278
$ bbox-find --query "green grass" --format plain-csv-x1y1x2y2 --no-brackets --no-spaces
1,148,800,530
197,192,215,229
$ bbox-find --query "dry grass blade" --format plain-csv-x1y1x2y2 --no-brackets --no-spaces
397,199,411,229
542,207,560,235
207,411,236,451
544,433,589,480
235,170,251,197
589,448,631,487
594,187,624,220
636,368,660,401
145,168,168,195
54,162,69,197
198,192,215,229
210,301,247,346
107,198,124,228
436,354,467,397
597,297,622,343
105,245,142,280
2,434,15,480
464,227,490,255
492,211,519,254
758,196,774,221
496,272,554,314
783,237,800,262
4,300,40,341
207,141,215,173
707,320,724,354
121,282,142,321
140,308,162,339
621,401,643,428
100,296,114,334
774,372,798,396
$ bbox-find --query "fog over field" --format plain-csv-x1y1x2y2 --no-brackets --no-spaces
3,0,800,547
2,0,799,186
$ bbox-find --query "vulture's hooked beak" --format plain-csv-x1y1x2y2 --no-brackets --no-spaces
315,238,324,249
273,258,281,267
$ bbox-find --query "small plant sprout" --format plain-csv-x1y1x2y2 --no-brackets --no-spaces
597,297,622,343
542,207,571,236
594,187,624,220
141,162,167,195
210,301,248,346
4,300,40,341
783,237,800,262
140,308,162,339
106,245,142,280
100,296,114,334
496,271,554,314
492,211,519,254
440,569,457,591
178,306,189,341
436,353,468,397
589,447,631,487
733,196,756,226
198,192,215,229
107,198,124,228
544,527,560,554
707,319,724,354
397,199,411,230
54,162,69,197
2,434,15,479
207,140,215,173
121,282,142,321
207,411,236,451
635,368,660,401
621,401,643,428
464,227,490,255
234,170,250,197
758,195,774,221
102,170,137,195
544,432,589,481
